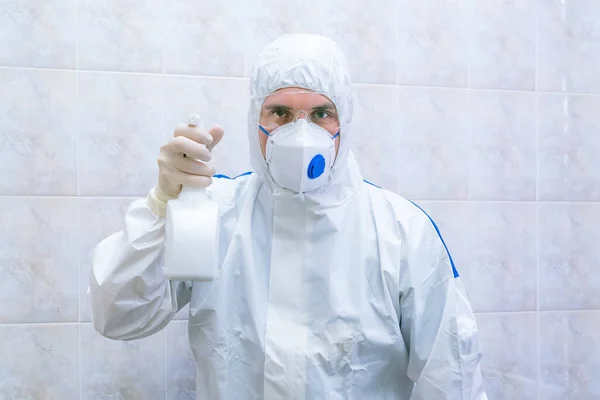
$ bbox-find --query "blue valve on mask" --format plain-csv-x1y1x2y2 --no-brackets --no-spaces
307,155,326,179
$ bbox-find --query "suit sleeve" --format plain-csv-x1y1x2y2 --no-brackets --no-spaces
399,211,487,400
89,196,191,341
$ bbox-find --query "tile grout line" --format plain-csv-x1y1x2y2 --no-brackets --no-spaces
78,194,82,400
536,186,541,400
467,84,472,201
242,0,247,80
165,320,168,400
466,0,471,91
3,194,599,205
396,198,600,205
0,194,146,199
473,309,600,315
0,65,248,80
0,322,84,327
535,1,541,394
76,0,82,397
1,65,600,97
161,0,167,397
534,0,539,94
395,0,399,87
474,311,538,315
161,0,164,77
464,0,477,205
395,1,400,193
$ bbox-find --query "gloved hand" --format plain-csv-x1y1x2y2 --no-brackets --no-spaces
157,123,225,198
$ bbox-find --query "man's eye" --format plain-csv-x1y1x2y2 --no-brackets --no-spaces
313,110,330,119
273,109,288,118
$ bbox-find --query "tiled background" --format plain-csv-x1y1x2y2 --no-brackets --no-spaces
0,0,599,399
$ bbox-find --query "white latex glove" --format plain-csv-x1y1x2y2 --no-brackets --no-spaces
157,123,225,199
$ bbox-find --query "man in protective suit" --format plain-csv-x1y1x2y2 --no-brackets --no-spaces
90,34,487,400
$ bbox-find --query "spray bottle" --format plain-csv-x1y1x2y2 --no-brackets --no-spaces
162,115,220,281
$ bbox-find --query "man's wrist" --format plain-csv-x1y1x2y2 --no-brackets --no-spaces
147,185,178,217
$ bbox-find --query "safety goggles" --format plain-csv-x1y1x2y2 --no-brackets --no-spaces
258,89,341,136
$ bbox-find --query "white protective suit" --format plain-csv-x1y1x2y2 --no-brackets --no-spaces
90,34,487,399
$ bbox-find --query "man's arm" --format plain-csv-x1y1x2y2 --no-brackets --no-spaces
89,192,191,341
399,207,487,399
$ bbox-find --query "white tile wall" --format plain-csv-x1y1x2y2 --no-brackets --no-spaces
166,320,196,399
460,201,538,313
0,197,79,323
80,323,166,399
469,0,536,91
78,71,165,196
0,324,80,399
0,0,77,69
397,0,469,87
538,203,600,311
352,84,400,191
1,0,599,398
421,201,538,313
538,93,600,201
476,313,538,400
469,90,537,201
0,68,78,195
163,0,246,77
537,0,600,94
396,87,470,200
539,311,600,400
78,0,163,73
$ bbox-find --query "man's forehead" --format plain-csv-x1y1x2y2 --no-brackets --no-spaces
263,88,334,107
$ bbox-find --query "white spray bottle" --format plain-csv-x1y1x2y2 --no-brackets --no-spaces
163,115,220,281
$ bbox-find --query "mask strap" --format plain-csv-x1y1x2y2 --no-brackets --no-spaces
332,131,340,140
259,125,271,137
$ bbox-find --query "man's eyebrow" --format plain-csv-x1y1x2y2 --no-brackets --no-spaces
264,104,292,110
263,103,336,111
312,103,335,110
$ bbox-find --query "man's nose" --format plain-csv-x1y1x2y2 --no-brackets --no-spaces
294,110,310,121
